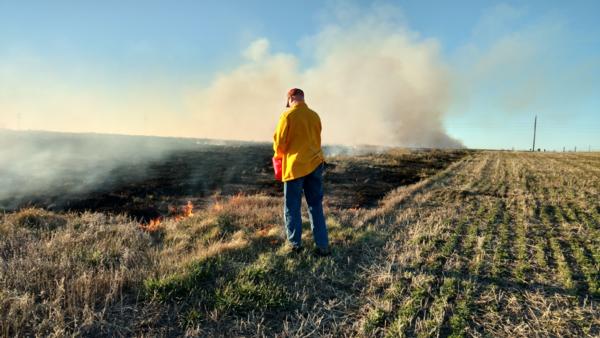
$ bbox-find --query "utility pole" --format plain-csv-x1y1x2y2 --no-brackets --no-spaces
532,115,537,151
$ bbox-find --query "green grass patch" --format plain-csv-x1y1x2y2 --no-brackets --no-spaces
548,237,575,291
447,281,474,338
385,278,431,338
215,276,290,312
363,307,387,334
569,240,599,296
416,277,457,338
144,256,223,303
491,207,512,280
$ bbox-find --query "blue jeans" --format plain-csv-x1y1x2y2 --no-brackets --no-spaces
284,163,329,249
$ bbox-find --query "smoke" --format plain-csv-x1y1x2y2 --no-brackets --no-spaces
1,5,462,148
186,8,462,148
0,4,464,208
0,129,199,209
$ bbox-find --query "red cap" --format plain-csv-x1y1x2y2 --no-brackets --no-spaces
287,88,304,97
286,88,304,107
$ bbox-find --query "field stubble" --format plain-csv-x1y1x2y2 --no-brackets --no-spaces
1,150,599,337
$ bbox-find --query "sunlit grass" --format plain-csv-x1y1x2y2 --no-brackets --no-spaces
2,151,599,336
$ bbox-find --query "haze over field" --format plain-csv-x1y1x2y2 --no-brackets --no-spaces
1,1,599,205
1,1,598,149
0,130,199,207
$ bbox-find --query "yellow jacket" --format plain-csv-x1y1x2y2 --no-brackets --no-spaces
273,102,324,182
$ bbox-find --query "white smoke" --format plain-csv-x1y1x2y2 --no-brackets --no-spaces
1,6,463,148
0,5,466,209
187,8,463,148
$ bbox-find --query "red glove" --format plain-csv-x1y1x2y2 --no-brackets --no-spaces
272,157,282,181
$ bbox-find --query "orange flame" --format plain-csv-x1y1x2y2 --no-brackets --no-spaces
183,200,194,217
140,201,195,231
140,217,162,233
174,200,194,221
148,217,161,227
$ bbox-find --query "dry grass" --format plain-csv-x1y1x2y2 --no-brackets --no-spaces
1,151,600,336
0,212,153,336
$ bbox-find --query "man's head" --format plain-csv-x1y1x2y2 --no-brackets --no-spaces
286,88,305,108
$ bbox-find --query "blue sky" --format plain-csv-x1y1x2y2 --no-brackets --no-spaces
1,0,599,150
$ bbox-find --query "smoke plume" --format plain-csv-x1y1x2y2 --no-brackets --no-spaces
0,5,464,209
0,130,197,209
1,6,462,148
187,9,462,148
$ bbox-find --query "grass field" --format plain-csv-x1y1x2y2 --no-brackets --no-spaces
1,151,599,337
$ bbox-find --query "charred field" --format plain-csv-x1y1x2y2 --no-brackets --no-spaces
0,130,467,220
1,131,599,337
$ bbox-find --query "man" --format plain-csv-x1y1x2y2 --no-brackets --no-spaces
273,88,330,256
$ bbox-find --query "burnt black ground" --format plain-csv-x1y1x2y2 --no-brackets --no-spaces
1,130,469,221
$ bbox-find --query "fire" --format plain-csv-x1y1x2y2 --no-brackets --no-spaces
140,217,162,233
139,200,195,232
149,217,161,226
183,200,194,217
174,200,194,221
